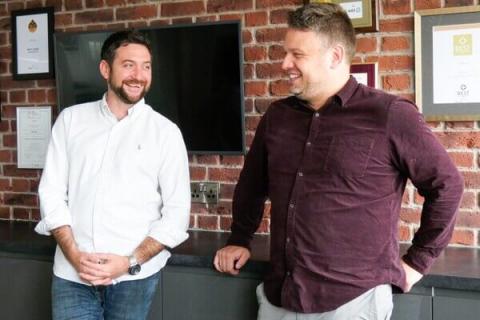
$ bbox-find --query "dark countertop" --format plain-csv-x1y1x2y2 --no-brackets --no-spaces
1,220,479,291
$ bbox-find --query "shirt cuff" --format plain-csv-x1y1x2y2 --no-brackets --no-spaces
34,211,72,236
402,245,436,274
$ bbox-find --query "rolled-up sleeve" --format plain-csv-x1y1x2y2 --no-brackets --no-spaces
35,110,72,236
147,126,191,249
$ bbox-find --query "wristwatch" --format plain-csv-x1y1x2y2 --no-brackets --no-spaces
127,254,141,275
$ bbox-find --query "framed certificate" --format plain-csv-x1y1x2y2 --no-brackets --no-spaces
11,7,54,80
350,63,378,88
415,6,480,121
305,0,378,32
16,106,52,169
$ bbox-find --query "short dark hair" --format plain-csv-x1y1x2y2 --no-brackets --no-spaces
288,3,356,63
101,30,152,65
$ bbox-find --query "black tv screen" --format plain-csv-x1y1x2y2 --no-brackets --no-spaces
54,21,245,154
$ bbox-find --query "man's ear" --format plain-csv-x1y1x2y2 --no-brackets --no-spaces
329,44,346,69
99,60,110,80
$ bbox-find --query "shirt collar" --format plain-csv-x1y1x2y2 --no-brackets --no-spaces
100,93,145,121
335,76,358,108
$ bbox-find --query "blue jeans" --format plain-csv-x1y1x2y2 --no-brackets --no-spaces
52,272,160,320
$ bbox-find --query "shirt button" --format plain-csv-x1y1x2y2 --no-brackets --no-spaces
306,141,311,147
286,237,290,243
289,203,295,208
286,271,291,276
298,172,303,177
314,113,319,117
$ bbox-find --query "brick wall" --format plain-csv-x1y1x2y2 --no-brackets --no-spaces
0,0,479,247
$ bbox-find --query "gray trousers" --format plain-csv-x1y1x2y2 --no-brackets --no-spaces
257,283,393,320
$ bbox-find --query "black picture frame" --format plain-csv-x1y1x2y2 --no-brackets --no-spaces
11,7,55,80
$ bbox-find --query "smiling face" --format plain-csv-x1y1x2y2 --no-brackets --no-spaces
100,43,152,106
282,29,336,107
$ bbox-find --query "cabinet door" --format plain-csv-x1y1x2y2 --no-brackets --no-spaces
433,288,480,320
391,287,433,320
162,266,262,320
0,256,53,320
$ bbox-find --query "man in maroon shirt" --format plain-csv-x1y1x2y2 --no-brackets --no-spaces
214,3,463,319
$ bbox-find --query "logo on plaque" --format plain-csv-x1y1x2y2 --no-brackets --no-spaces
453,34,472,56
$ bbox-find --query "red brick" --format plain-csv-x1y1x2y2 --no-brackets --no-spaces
270,79,290,96
31,208,41,221
0,207,11,219
45,0,62,11
171,17,193,24
3,134,16,148
220,156,244,166
244,64,254,80
458,191,475,210
413,190,424,206
65,0,83,10
128,21,149,29
256,27,287,43
13,207,30,220
381,36,410,52
382,74,411,91
400,207,421,224
244,97,254,113
197,215,219,230
26,1,43,9
414,0,441,10
4,193,38,206
0,178,10,190
207,0,253,13
245,115,261,131
245,11,267,27
382,0,411,15
450,229,474,246
219,183,236,199
2,105,17,118
219,14,242,21
28,89,46,103
117,5,157,20
161,2,205,17
244,46,267,62
12,179,30,192
378,55,413,71
255,98,275,113
435,132,480,148
86,0,104,8
189,215,196,228
462,171,480,189
256,0,302,8
270,9,289,24
208,168,241,182
0,47,11,60
445,0,474,7
55,13,73,27
448,151,473,168
379,17,413,32
242,30,253,44
256,62,283,79
3,165,38,178
47,88,57,104
211,201,232,215
398,225,411,241
356,37,377,53
245,81,268,97
7,2,25,12
0,33,6,46
75,9,113,24
191,203,209,214
456,211,480,228
0,61,7,74
220,215,232,230
0,150,12,162
189,166,207,181
9,90,25,103
269,45,285,60
197,155,219,165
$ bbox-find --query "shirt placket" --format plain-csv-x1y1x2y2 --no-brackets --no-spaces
281,110,320,307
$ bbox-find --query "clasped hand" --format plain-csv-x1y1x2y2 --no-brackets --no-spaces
73,252,129,286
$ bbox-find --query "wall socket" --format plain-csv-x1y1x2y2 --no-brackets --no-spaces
190,182,220,204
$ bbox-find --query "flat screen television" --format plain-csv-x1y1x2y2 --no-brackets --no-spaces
54,21,245,154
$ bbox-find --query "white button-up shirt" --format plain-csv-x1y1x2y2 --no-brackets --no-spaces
35,96,191,284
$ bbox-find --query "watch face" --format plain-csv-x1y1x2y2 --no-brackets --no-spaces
129,264,141,275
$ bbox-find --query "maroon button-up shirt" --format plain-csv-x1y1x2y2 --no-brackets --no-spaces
227,77,464,313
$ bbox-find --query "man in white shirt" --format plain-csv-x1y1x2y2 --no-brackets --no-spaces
35,30,191,320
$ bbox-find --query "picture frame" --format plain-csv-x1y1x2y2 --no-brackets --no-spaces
11,7,54,80
16,106,52,169
415,6,480,121
305,0,378,32
350,62,378,88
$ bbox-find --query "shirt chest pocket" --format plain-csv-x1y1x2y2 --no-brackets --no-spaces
312,135,375,177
